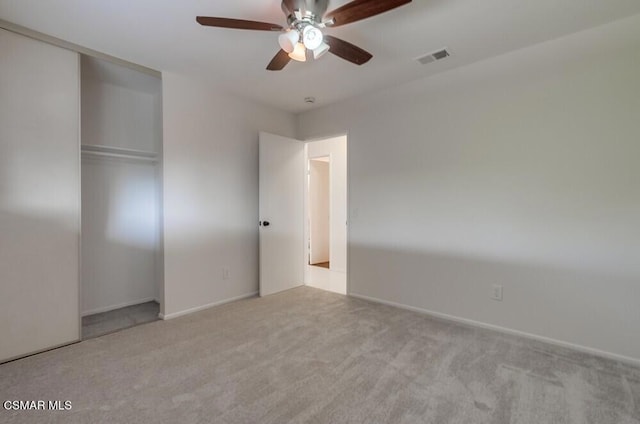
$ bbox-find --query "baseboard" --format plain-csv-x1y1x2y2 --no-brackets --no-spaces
82,297,157,317
349,292,640,367
159,292,258,320
1,339,81,365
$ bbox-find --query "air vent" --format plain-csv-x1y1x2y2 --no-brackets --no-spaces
416,48,450,65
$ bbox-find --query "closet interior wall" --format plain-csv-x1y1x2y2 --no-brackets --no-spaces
80,55,163,317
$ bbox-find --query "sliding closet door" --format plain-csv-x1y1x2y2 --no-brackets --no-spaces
0,29,80,362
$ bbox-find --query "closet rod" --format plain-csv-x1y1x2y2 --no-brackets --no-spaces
81,151,158,163
81,145,158,163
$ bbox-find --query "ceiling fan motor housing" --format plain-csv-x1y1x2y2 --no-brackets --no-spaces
282,0,330,22
280,0,331,60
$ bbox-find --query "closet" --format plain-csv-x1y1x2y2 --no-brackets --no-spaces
80,56,163,338
0,26,164,363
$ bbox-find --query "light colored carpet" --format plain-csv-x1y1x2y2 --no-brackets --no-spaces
82,301,160,339
1,287,639,424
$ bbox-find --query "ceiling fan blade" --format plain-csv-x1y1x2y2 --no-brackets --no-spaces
266,49,292,71
324,0,411,27
196,17,283,31
325,35,373,65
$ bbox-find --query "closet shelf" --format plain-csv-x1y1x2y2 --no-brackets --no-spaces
81,144,159,163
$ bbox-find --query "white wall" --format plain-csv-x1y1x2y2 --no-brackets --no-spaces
162,73,296,318
309,159,330,264
81,56,162,315
81,56,162,152
0,29,80,361
297,16,640,362
81,157,159,315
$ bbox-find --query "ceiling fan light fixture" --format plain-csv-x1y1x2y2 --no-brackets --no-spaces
302,26,323,50
196,0,414,71
278,30,299,53
288,43,307,62
313,42,330,59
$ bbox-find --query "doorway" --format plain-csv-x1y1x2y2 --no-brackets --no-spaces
258,132,347,297
304,136,347,295
309,156,330,269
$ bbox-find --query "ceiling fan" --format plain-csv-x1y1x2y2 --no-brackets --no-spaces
196,0,412,71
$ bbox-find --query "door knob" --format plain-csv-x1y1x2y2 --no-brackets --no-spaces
262,221,270,227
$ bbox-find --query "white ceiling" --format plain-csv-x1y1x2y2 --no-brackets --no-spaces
1,0,639,113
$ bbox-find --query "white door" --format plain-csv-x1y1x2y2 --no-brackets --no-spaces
259,132,305,296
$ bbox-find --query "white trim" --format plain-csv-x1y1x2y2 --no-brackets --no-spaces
0,19,160,77
159,292,258,320
76,51,83,342
81,297,157,317
349,292,640,367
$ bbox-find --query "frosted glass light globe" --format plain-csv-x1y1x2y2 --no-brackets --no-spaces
302,26,323,50
278,30,300,53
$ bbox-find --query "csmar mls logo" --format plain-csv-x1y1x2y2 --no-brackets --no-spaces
3,400,72,411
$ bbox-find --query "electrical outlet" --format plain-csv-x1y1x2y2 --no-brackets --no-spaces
222,268,230,280
491,284,503,301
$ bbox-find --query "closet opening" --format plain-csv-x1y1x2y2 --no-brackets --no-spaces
309,156,331,269
80,55,163,339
